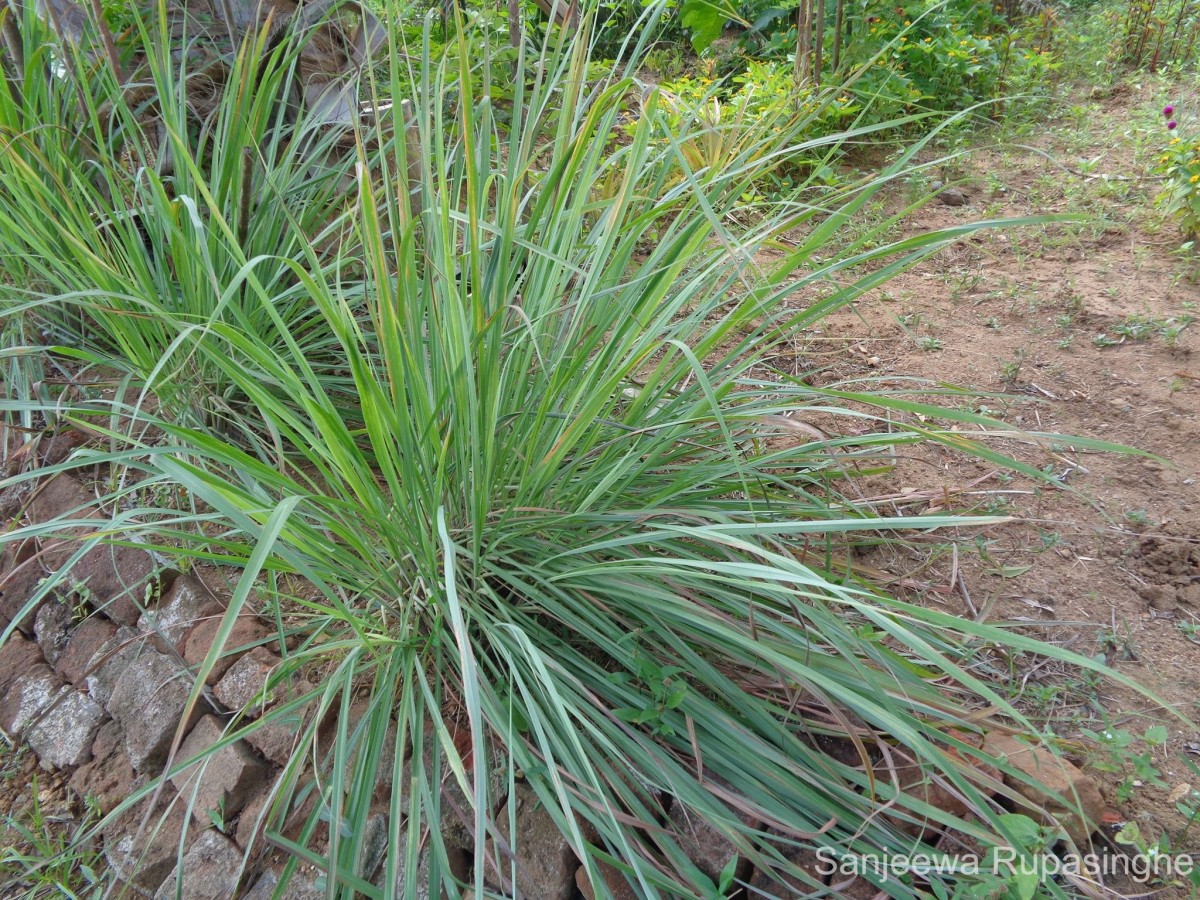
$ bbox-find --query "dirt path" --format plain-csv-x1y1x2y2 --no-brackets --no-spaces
773,75,1200,894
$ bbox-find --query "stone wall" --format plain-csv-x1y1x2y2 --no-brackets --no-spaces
0,468,605,898
0,469,309,896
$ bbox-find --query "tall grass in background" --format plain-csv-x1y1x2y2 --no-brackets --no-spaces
0,0,367,438
0,2,1161,898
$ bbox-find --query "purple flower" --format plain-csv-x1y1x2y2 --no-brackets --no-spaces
1168,120,1178,130
1164,105,1175,117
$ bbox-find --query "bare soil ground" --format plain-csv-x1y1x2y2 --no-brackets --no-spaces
763,75,1200,896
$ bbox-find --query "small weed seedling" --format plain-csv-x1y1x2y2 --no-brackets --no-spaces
1095,313,1194,348
609,644,689,738
999,351,1026,387
1082,724,1169,804
1173,758,1200,846
1177,620,1200,644
1111,820,1200,892
1125,508,1151,527
1098,625,1139,665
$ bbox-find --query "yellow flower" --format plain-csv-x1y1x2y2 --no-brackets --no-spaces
923,36,932,42
1191,174,1199,183
960,39,969,45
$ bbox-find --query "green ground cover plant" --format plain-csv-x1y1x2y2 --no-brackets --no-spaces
1156,102,1200,239
0,1,1186,898
671,0,1056,133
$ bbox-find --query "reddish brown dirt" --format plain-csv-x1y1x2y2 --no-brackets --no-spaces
761,78,1200,896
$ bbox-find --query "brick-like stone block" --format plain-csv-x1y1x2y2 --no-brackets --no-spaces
26,472,92,520
0,660,106,769
322,701,396,794
487,783,575,900
69,719,143,814
138,575,222,655
0,477,34,522
0,632,45,696
0,664,63,737
746,847,829,897
245,715,305,767
357,811,389,882
377,719,502,851
24,476,170,626
27,475,94,527
85,626,147,709
214,647,283,713
27,686,105,770
666,779,756,886
102,794,191,896
377,841,466,899
880,750,1002,840
0,560,50,634
55,615,118,688
109,647,200,771
383,845,433,900
172,715,268,827
67,543,166,627
233,778,276,851
575,821,642,900
184,613,272,684
274,779,322,846
576,862,641,900
242,868,326,900
982,733,1104,846
0,535,37,575
39,427,87,468
27,476,95,572
152,829,243,900
34,599,73,666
